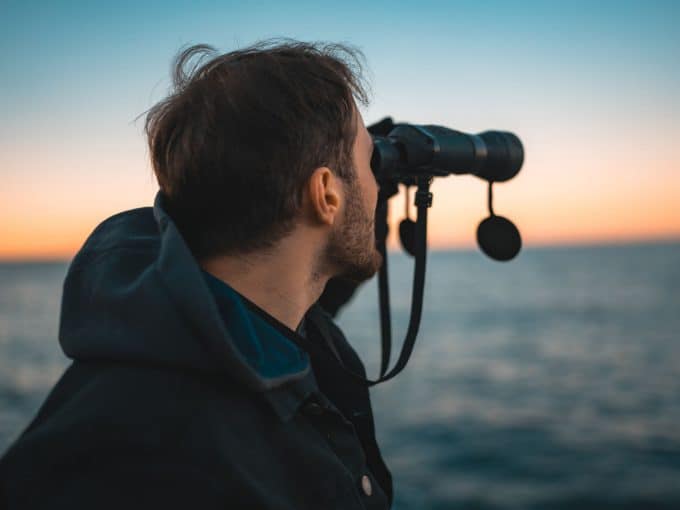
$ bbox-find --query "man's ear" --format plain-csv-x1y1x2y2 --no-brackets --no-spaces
307,166,341,226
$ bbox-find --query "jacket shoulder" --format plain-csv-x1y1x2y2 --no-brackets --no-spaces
1,361,272,473
0,361,373,510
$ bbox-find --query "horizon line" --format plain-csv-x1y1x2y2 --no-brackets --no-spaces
1,235,678,264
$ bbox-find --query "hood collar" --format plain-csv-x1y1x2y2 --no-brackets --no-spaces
58,190,321,422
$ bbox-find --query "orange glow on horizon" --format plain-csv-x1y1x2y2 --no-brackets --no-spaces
2,182,678,262
2,137,679,261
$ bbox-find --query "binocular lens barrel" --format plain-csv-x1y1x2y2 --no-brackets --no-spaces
371,124,524,183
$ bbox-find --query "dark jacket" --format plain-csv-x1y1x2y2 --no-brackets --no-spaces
0,192,392,509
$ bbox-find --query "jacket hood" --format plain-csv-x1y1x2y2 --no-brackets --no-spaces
58,191,314,395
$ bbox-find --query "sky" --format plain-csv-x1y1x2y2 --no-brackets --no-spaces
1,0,679,260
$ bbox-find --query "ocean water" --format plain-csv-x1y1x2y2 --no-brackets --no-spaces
1,241,679,509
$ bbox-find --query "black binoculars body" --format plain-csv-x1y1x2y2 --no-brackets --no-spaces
371,123,524,185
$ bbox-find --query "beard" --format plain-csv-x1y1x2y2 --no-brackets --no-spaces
321,174,384,284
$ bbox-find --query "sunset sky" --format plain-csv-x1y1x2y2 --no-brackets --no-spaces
1,0,679,260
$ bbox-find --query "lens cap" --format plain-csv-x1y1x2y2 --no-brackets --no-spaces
476,215,521,261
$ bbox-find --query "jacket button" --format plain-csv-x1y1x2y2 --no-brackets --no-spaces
303,402,324,415
361,474,372,496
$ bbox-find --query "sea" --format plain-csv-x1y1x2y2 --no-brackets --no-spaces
1,241,679,509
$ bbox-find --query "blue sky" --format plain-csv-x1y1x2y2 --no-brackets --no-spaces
1,0,679,257
4,1,678,127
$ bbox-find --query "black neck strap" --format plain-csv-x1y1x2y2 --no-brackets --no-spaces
306,176,432,387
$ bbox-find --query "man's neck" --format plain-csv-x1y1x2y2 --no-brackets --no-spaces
199,245,329,332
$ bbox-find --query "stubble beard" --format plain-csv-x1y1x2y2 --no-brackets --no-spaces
321,175,383,284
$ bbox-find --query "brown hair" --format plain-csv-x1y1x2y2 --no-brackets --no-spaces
144,38,370,259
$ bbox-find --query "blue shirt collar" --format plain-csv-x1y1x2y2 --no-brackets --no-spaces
200,269,310,381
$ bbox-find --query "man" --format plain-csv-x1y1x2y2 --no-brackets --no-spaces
0,40,393,509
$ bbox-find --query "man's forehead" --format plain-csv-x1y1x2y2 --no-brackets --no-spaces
352,105,373,153
355,110,370,142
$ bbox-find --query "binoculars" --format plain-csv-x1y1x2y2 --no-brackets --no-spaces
371,121,523,184
368,117,524,263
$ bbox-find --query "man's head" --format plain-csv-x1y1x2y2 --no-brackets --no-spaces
145,39,382,283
